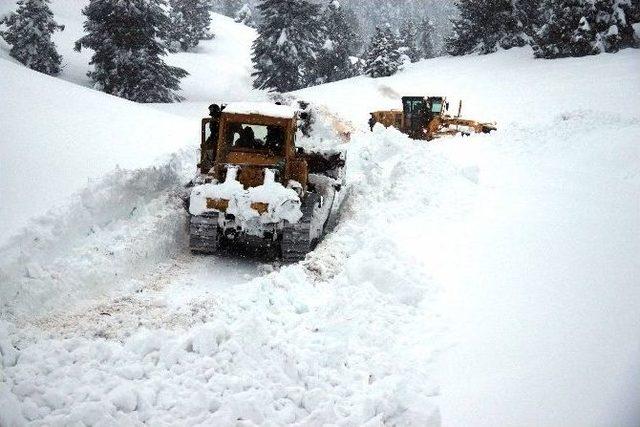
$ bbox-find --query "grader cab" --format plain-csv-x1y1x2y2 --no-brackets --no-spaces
369,96,496,141
188,102,344,261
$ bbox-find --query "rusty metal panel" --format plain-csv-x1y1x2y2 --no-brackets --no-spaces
206,198,229,212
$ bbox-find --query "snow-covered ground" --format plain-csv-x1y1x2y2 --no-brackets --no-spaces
1,1,639,425
297,48,640,426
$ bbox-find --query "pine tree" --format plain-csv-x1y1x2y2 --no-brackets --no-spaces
531,0,599,58
591,0,639,52
399,18,420,62
446,0,527,55
315,0,359,84
75,0,188,103
364,24,403,78
221,0,243,17
0,0,64,75
532,0,639,58
418,17,437,59
234,3,256,27
343,6,365,55
166,0,214,52
514,0,543,38
252,0,325,92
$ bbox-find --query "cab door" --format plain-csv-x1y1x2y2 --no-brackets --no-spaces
402,97,427,138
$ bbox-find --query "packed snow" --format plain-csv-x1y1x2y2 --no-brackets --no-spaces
1,2,639,426
223,102,298,119
189,167,303,232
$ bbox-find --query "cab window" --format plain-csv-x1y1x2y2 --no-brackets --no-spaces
404,99,425,113
225,122,285,154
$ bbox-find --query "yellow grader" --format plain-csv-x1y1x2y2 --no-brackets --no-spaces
369,96,496,140
187,102,345,261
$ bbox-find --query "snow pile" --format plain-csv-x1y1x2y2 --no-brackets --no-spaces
223,102,298,118
0,151,196,319
0,264,439,425
189,167,244,215
0,57,195,246
189,168,303,231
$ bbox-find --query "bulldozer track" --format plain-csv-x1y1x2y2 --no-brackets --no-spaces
281,192,320,262
189,213,220,254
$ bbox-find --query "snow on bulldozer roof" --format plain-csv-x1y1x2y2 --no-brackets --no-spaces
224,102,297,119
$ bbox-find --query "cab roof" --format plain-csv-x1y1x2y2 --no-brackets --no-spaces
223,102,298,119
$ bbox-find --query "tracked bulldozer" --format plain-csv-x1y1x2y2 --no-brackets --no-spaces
187,102,345,261
369,96,497,141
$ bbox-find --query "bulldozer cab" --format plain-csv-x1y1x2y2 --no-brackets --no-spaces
200,103,309,190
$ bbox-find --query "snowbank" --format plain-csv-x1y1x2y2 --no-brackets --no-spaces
223,102,297,118
0,151,196,319
0,57,195,246
189,167,303,234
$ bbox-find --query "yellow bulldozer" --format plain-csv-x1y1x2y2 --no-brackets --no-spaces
369,96,497,141
187,102,345,261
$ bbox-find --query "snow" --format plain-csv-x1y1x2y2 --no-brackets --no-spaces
223,101,298,118
1,2,639,425
189,167,303,232
0,56,194,246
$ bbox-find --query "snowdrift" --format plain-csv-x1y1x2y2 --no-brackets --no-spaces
0,57,195,246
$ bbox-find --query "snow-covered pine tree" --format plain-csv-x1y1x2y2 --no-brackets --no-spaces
315,0,359,84
0,0,64,75
252,0,325,92
417,17,437,59
446,0,527,55
591,0,640,52
343,6,365,55
234,3,256,27
399,18,420,62
221,0,243,17
531,0,599,58
166,0,214,52
75,0,188,103
364,24,403,78
514,0,542,38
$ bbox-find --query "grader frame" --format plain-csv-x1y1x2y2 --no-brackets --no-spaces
369,96,496,141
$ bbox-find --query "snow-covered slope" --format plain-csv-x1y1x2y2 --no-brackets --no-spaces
0,1,266,245
0,0,265,103
0,57,195,245
295,47,640,129
1,0,639,424
297,47,640,426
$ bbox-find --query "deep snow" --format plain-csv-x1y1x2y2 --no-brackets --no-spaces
1,1,639,425
296,47,640,427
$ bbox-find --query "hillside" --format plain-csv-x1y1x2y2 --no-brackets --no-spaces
1,2,639,426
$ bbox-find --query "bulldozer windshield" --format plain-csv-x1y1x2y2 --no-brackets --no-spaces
225,122,286,155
